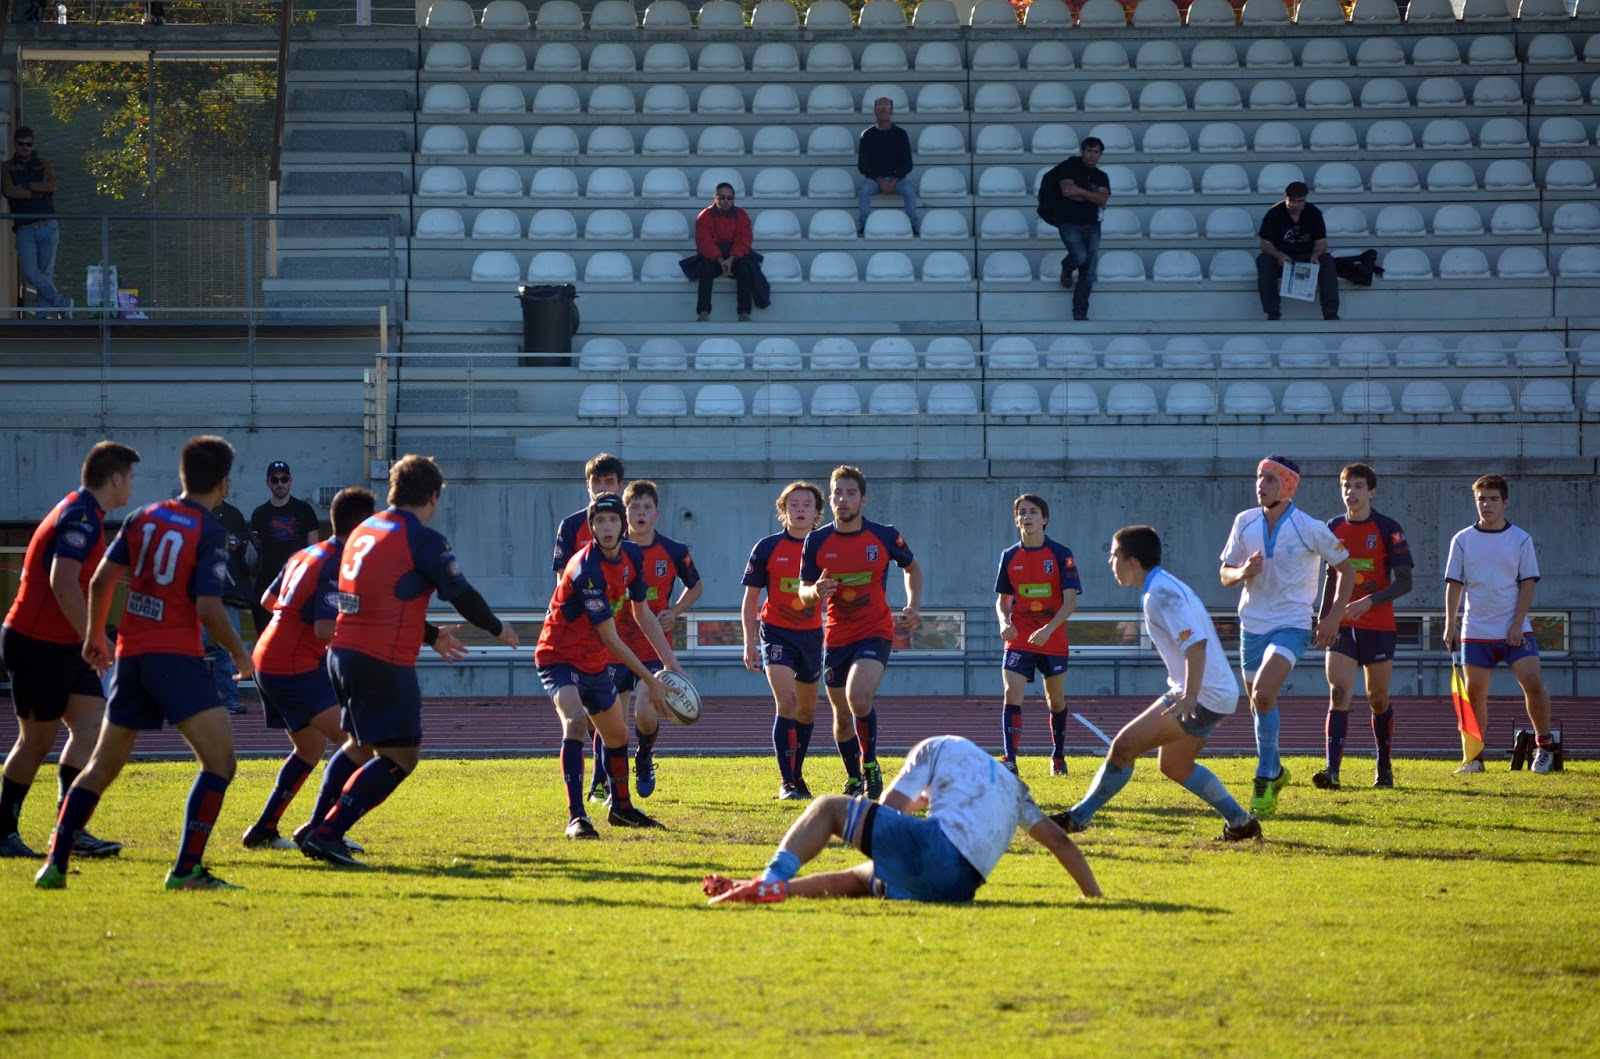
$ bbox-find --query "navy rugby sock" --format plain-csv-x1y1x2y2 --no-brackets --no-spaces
795,721,815,777
838,736,863,780
560,739,585,819
317,758,404,841
604,743,632,811
773,717,797,785
854,709,879,765
1050,709,1067,759
1372,708,1394,768
175,771,231,875
1001,703,1022,761
259,753,314,830
57,763,81,808
49,786,100,873
307,748,358,829
1326,710,1349,773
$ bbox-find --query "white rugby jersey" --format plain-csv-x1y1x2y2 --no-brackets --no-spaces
887,735,1044,880
1445,522,1539,640
1221,503,1348,634
1141,566,1241,714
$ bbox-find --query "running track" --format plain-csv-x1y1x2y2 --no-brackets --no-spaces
2,694,1593,761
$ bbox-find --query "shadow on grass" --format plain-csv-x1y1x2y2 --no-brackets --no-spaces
981,896,1229,915
1265,837,1600,867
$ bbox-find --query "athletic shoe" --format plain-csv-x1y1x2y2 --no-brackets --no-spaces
241,824,296,850
224,701,247,716
1219,814,1263,842
164,865,243,891
863,761,884,800
777,782,807,801
565,816,599,840
34,862,66,889
1250,767,1291,817
1373,766,1395,789
1453,759,1486,774
73,831,123,857
0,831,41,858
608,804,665,829
702,873,736,897
291,823,365,856
1048,810,1087,834
587,780,609,803
1312,769,1341,790
1531,747,1555,775
1051,758,1068,777
710,878,788,905
793,778,813,799
635,753,657,799
300,831,363,868
999,758,1019,776
842,777,864,797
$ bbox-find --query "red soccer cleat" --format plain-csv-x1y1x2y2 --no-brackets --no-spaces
702,873,736,897
709,878,788,906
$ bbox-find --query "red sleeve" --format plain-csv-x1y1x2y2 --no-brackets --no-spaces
732,209,753,258
695,208,720,261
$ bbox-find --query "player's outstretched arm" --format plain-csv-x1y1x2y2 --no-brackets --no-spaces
1027,818,1103,898
424,622,471,662
446,586,516,646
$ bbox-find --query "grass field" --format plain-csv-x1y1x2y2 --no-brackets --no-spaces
3,753,1598,1056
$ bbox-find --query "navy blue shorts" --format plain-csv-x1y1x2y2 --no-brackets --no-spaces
609,657,663,694
327,647,423,748
823,637,892,689
106,653,218,730
1176,702,1229,740
859,801,985,903
538,663,618,716
1,625,104,721
760,622,823,685
1463,637,1539,669
1002,648,1069,683
257,667,339,732
1330,627,1397,666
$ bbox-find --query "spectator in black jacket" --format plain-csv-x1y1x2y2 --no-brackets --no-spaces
857,98,918,237
1036,137,1111,322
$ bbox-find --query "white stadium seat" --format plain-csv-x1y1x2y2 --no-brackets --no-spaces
638,339,688,371
583,210,634,240
643,43,691,73
1209,251,1257,281
1461,381,1514,414
640,168,691,198
639,252,684,281
1204,208,1256,240
586,126,634,157
423,43,470,72
527,251,577,283
867,252,916,282
1521,381,1574,414
469,251,519,283
421,84,471,116
584,252,633,282
808,210,857,240
636,385,688,417
924,382,978,413
752,84,801,115
753,168,802,197
1497,247,1550,278
1197,123,1247,152
1221,336,1272,368
694,339,745,371
1153,250,1203,282
1400,382,1453,413
751,127,800,157
990,382,1042,414
807,168,857,197
1341,382,1394,414
1456,334,1507,367
420,125,468,155
1097,252,1146,281
811,383,863,416
1427,162,1478,192
424,0,473,26
480,0,529,27
694,385,747,417
1104,336,1155,368
1279,337,1329,368
415,208,464,239
696,126,744,156
982,251,1033,281
578,384,629,418
861,42,909,71
752,339,804,371
417,166,466,197
579,338,628,372
750,0,798,28
1377,206,1426,237
865,211,913,238
925,337,976,369
698,43,746,71
1165,382,1216,415
530,126,580,156
1546,161,1598,191
1049,382,1100,415
472,209,522,240
1224,382,1276,414
1559,246,1600,277
586,168,636,197
752,384,804,416
527,209,577,240
1434,205,1485,236
1516,334,1568,367
1106,383,1159,415
1282,382,1335,414
808,252,859,283
698,85,746,115
752,42,799,72
471,167,522,198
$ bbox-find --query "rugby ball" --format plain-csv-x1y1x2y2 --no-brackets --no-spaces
658,670,703,726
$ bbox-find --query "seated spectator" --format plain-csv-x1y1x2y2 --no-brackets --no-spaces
690,183,758,322
1257,181,1339,322
857,97,918,237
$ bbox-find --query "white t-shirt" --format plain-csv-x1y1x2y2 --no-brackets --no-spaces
1141,566,1240,713
1444,522,1539,640
1220,503,1349,634
887,735,1045,880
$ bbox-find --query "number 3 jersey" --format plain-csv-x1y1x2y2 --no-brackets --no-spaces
331,508,473,666
104,497,228,659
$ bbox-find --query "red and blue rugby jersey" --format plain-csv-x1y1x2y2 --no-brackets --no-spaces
253,538,340,676
995,537,1083,656
742,532,822,632
536,540,648,674
5,488,107,644
1329,511,1413,633
105,498,227,659
614,533,700,660
331,509,472,665
552,507,593,573
800,519,915,644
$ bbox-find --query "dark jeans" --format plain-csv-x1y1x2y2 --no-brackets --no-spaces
1056,223,1100,318
1257,252,1339,316
695,256,753,315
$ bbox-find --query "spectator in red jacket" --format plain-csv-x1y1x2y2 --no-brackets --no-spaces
692,183,756,322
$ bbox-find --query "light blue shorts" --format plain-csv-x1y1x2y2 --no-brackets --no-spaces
857,800,985,903
1241,627,1312,676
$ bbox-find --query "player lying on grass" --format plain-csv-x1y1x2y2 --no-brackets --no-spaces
703,734,1100,904
1049,525,1262,843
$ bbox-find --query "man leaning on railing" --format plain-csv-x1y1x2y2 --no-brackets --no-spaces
3,126,73,319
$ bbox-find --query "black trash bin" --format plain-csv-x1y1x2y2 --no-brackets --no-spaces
517,283,579,366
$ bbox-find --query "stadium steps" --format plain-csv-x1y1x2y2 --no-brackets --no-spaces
272,34,418,324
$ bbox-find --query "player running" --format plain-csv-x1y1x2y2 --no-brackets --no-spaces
1443,474,1556,775
38,436,254,891
1049,526,1260,842
994,493,1081,777
590,479,702,801
741,481,826,801
799,466,922,800
299,456,517,867
704,734,1100,905
1,441,139,860
1315,464,1413,790
240,487,469,853
1220,456,1353,817
537,493,681,839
